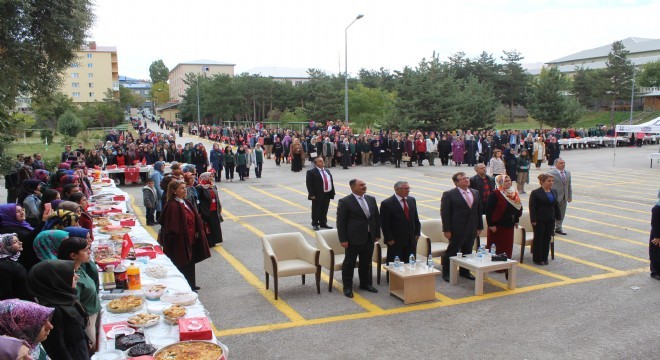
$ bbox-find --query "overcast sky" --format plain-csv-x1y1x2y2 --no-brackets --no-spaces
90,0,658,80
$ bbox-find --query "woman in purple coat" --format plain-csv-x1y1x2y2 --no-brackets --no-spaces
451,135,465,166
404,135,414,167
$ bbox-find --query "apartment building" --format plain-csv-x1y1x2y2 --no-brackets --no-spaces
168,59,235,102
59,41,119,103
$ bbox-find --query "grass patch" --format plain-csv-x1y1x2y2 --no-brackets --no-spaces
8,130,107,167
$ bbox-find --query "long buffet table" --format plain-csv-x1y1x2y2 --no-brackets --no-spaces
89,179,228,359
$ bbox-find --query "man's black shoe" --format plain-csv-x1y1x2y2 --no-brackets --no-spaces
359,285,378,293
343,288,354,298
442,275,449,282
313,225,320,231
651,274,660,280
555,230,567,235
460,273,476,280
320,224,333,229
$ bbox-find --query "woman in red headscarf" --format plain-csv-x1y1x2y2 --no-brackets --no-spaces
485,174,523,259
196,172,223,247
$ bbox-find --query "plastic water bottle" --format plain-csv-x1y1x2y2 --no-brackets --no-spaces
490,244,497,256
409,254,416,269
477,245,485,262
427,254,434,270
394,256,400,268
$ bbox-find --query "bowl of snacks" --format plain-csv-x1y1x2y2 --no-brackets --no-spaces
144,265,167,279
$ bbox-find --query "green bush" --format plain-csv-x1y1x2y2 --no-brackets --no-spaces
58,110,84,137
59,134,76,148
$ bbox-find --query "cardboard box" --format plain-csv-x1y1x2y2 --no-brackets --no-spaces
178,317,213,341
135,247,156,259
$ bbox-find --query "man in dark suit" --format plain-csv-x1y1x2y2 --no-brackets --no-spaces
440,172,483,282
337,179,381,298
380,181,421,263
469,163,495,216
306,157,335,231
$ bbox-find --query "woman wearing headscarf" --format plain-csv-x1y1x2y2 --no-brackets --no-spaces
532,136,546,169
516,149,531,194
41,209,79,232
223,146,235,182
235,145,247,181
290,138,304,172
196,172,224,247
159,180,211,290
57,201,81,217
57,235,100,350
28,260,89,360
17,180,43,228
650,190,660,281
0,204,41,272
0,299,54,360
209,143,224,182
485,175,523,260
68,193,93,240
0,233,31,301
33,169,50,186
451,135,465,166
33,230,69,262
183,172,200,211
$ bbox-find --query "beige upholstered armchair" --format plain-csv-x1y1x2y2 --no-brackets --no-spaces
513,211,554,263
262,232,321,300
315,229,351,292
417,219,449,262
373,234,388,285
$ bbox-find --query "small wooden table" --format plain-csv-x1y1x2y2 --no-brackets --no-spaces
383,263,441,304
449,255,517,296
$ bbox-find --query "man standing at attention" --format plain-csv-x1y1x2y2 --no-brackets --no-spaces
306,157,335,231
469,163,495,217
548,158,572,235
380,181,421,264
441,172,483,282
337,179,380,298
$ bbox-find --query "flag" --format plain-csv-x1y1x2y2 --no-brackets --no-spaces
121,233,134,259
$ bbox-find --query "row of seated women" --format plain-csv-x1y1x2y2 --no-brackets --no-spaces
1,190,101,359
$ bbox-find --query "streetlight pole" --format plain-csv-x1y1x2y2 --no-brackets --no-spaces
345,14,364,125
196,76,201,132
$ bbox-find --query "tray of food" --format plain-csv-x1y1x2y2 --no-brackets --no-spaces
95,255,122,270
110,213,137,221
127,313,160,328
99,226,132,235
163,304,186,324
153,340,225,360
107,295,144,313
94,217,112,227
161,291,198,306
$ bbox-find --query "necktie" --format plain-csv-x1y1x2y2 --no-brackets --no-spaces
358,197,370,218
463,190,473,208
321,169,328,191
560,171,566,182
402,198,410,220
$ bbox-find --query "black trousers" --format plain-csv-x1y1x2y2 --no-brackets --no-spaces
442,232,476,276
177,262,196,288
310,193,331,226
342,239,374,289
255,162,263,177
650,239,660,275
225,164,235,180
532,219,554,262
386,239,418,264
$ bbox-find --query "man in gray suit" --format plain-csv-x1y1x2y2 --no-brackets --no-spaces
548,158,572,235
440,172,483,282
337,179,381,298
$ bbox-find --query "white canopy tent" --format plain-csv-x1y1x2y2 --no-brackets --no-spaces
616,116,660,133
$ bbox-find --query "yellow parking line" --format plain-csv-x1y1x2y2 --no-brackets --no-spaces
517,263,573,281
232,211,311,219
250,186,337,222
554,253,622,273
278,185,339,208
556,238,648,263
483,277,509,290
216,267,647,337
213,244,305,322
570,206,648,223
318,272,382,312
571,200,648,214
568,215,649,235
562,225,647,246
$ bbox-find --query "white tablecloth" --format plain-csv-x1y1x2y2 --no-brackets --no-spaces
89,182,224,354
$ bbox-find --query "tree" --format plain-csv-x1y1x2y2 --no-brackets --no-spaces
348,84,396,129
498,50,530,122
149,60,169,84
119,85,141,110
58,110,84,137
571,66,608,109
528,67,583,129
32,92,75,130
605,41,634,127
0,0,94,122
11,112,36,136
151,81,170,105
637,61,660,88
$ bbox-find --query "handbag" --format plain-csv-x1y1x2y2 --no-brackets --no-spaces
309,151,317,158
401,152,411,162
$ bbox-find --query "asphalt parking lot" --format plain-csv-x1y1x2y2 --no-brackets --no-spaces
116,124,659,360
9,124,659,359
